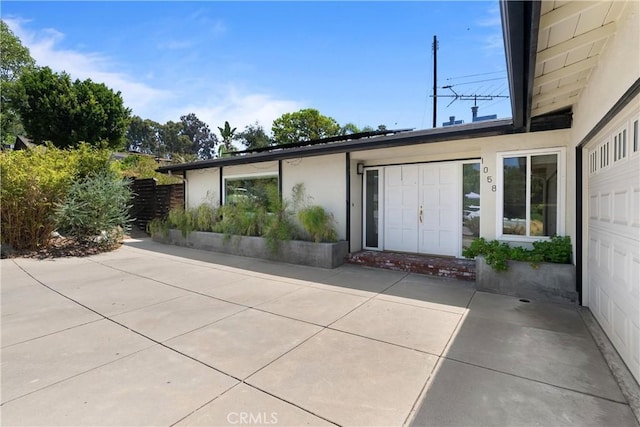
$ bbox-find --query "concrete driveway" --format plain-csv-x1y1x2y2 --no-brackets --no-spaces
1,238,638,426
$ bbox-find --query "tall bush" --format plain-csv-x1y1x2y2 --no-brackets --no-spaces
0,144,112,250
54,171,132,247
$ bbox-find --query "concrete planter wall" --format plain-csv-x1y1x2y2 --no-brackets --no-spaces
153,229,348,269
476,255,578,304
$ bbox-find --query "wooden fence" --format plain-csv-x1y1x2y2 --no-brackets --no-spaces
130,178,184,232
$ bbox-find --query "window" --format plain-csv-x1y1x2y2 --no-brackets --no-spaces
462,162,481,248
589,149,598,175
613,127,627,162
363,168,382,249
498,149,563,239
223,173,278,210
599,141,610,169
633,119,638,153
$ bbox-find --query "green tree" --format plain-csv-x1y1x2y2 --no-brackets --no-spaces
271,108,340,145
125,115,162,155
340,123,361,135
14,67,130,149
181,113,217,159
235,121,272,150
217,120,237,153
0,20,35,146
71,78,131,148
159,120,191,157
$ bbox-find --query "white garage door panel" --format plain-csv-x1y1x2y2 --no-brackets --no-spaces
587,144,640,383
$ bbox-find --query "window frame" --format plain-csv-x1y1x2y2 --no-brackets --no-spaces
632,117,639,156
496,147,565,242
221,171,279,206
362,167,384,251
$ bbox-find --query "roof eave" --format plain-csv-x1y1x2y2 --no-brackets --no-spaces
157,119,515,173
501,0,541,132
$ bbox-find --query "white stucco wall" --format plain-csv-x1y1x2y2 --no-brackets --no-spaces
351,129,573,246
185,168,220,208
350,157,363,252
571,0,639,145
281,154,348,240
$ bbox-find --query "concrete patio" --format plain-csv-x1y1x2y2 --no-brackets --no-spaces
1,238,638,426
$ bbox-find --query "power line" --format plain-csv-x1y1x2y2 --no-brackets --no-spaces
445,70,506,81
442,77,506,87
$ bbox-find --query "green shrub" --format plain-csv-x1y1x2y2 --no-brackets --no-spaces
297,205,338,243
54,171,132,248
215,196,268,237
532,235,572,264
112,154,182,185
147,217,169,237
193,203,217,232
462,236,572,272
0,144,111,250
167,207,195,238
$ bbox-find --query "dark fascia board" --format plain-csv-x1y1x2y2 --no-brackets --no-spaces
501,0,540,132
158,119,515,173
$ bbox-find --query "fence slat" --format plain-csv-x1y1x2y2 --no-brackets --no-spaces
130,179,184,232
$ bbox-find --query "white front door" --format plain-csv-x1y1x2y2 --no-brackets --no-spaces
382,162,461,256
418,163,461,256
384,165,419,252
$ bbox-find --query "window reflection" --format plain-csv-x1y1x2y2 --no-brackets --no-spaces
462,163,480,248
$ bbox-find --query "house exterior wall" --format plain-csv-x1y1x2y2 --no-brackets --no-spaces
281,154,348,240
185,168,220,208
350,129,572,250
571,0,639,145
350,157,363,252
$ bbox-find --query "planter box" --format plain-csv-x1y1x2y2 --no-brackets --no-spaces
476,256,578,305
153,229,348,269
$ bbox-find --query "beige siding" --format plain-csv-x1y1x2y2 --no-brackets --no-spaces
571,1,639,145
185,168,220,208
281,154,347,240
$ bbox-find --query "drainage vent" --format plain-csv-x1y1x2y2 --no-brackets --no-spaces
519,298,531,303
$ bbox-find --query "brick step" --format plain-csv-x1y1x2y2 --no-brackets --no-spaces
345,251,476,281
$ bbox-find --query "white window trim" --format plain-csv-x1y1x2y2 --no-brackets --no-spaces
612,124,628,164
362,167,384,251
222,172,278,205
631,116,640,156
496,147,566,242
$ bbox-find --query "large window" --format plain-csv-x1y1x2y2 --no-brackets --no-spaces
498,149,564,239
223,174,278,210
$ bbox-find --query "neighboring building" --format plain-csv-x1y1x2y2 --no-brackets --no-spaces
13,135,37,151
471,106,497,122
442,116,464,126
159,1,639,382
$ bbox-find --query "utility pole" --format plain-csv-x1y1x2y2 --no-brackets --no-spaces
432,35,438,128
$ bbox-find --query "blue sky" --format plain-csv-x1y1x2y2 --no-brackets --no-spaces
2,1,510,135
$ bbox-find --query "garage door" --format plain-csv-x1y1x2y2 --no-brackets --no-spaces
586,117,640,382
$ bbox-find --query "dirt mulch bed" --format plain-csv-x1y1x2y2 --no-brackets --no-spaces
2,226,148,260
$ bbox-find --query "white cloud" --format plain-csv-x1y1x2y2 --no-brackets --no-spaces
477,5,502,27
3,18,302,132
476,5,505,54
483,33,505,52
160,85,303,136
4,18,172,114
